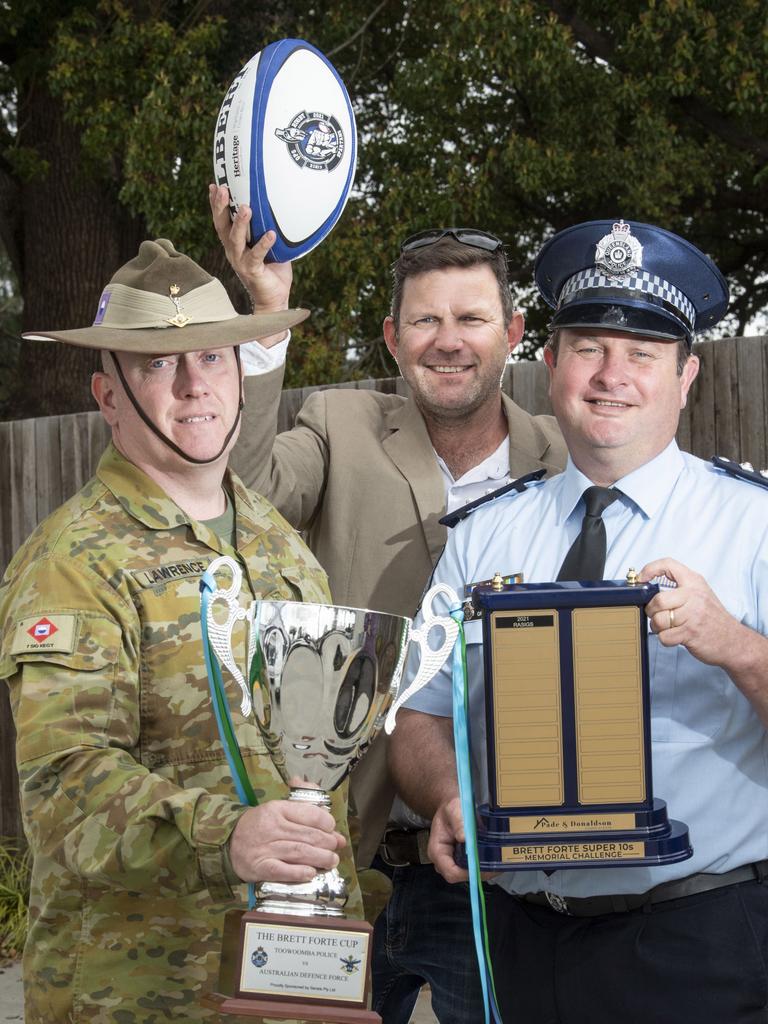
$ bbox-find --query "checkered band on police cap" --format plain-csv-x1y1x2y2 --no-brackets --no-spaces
559,267,696,335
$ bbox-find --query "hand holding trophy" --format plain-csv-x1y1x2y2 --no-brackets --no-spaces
200,555,457,1022
205,35,460,1020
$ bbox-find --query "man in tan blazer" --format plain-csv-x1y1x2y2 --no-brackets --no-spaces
213,186,566,1024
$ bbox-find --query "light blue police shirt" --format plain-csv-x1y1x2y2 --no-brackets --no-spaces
404,441,768,896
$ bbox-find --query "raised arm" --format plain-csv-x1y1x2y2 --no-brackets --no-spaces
212,183,331,530
209,184,292,328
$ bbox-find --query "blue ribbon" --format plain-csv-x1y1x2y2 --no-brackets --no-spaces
450,607,502,1024
200,569,257,908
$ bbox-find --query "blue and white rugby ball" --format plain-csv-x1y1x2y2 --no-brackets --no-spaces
213,38,357,262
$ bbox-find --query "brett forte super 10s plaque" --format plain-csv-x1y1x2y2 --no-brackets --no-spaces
456,578,693,871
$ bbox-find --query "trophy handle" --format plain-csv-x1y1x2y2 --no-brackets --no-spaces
384,584,460,735
204,555,252,717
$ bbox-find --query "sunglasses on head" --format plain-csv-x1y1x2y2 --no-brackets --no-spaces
399,228,503,254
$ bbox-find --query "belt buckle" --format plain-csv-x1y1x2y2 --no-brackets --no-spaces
545,892,570,915
379,829,410,869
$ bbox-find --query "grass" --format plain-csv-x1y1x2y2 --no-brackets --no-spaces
0,840,30,960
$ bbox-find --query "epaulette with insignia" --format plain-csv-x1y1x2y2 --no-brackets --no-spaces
711,456,768,490
439,469,547,528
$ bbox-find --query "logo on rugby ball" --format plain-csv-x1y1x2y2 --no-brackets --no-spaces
275,111,345,171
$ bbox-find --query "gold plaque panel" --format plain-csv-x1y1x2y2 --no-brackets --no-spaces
505,812,637,834
491,609,563,807
572,607,646,805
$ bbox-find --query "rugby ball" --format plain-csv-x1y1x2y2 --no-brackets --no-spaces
213,38,357,262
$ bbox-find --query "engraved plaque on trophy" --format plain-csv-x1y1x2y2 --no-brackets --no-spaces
199,557,457,1022
454,579,693,871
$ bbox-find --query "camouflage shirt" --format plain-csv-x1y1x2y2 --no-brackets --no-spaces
0,444,361,1023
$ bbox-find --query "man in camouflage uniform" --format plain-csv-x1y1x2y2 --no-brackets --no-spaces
0,239,361,1023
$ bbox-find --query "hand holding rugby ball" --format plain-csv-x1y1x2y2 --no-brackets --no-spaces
213,39,357,263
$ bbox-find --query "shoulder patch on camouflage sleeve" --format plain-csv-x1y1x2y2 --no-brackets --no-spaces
10,614,78,655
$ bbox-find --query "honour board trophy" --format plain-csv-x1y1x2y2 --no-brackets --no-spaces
455,575,693,871
200,556,457,1022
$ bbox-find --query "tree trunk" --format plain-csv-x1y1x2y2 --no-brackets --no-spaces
13,88,145,418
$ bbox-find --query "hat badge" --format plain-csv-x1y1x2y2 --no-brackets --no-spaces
595,220,643,278
166,283,191,328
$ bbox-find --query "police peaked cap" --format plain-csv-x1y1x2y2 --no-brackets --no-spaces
534,219,729,344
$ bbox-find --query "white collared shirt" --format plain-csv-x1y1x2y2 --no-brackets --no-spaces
436,437,511,513
391,439,511,831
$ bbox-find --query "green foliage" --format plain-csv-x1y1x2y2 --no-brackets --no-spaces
0,840,30,959
3,145,50,184
2,0,767,393
49,1,229,257
286,0,768,362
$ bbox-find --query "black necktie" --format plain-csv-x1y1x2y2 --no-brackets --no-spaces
557,486,619,582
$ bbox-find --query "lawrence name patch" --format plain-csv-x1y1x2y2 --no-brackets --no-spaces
131,560,208,589
11,614,77,655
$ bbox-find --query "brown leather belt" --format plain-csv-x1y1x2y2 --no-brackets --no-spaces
379,827,431,867
518,860,768,917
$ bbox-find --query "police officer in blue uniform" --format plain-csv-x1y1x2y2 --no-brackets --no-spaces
390,219,768,1024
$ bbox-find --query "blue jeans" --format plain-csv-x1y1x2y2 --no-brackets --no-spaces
371,858,485,1024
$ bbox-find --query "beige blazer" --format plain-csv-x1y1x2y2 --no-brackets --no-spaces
231,367,568,864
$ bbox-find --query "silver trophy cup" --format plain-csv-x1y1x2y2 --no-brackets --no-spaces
204,555,458,918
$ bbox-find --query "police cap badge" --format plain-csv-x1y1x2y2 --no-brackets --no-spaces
534,219,729,345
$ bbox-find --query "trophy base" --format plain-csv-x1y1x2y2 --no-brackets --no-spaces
201,991,381,1022
456,800,692,870
204,909,380,1023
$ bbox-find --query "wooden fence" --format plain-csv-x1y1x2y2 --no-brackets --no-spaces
1,334,767,839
